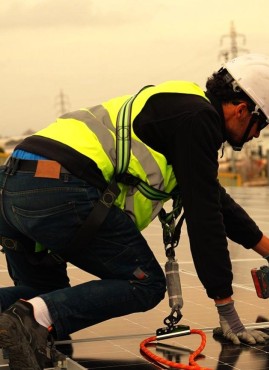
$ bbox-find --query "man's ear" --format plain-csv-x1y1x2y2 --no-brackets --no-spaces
236,102,248,118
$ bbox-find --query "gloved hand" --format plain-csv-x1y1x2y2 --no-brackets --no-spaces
216,300,269,345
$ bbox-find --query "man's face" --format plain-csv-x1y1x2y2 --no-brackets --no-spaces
225,102,264,148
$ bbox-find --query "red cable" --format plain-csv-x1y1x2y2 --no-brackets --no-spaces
140,329,213,370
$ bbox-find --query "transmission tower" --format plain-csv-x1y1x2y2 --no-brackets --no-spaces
219,21,249,62
55,89,70,116
218,22,249,174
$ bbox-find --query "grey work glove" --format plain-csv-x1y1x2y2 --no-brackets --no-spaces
216,301,269,345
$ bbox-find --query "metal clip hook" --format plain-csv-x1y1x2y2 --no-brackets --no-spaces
163,306,182,330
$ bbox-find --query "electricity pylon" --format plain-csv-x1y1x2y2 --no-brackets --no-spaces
55,89,71,116
219,21,249,174
219,21,248,62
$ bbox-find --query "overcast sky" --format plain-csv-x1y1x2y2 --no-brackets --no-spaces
1,0,269,137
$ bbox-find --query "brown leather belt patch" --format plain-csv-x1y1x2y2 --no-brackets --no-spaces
34,160,61,179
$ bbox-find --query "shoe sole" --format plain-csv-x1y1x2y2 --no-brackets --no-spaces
0,314,42,370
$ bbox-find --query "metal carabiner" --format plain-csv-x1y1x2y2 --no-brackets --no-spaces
163,307,183,330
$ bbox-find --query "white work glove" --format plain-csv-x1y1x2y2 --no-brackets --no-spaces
216,301,269,345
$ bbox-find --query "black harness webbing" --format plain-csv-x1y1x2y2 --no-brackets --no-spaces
61,176,121,260
65,178,120,256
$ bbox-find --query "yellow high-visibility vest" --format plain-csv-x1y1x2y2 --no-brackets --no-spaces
35,81,208,230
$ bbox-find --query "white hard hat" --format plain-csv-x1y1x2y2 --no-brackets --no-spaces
224,53,269,121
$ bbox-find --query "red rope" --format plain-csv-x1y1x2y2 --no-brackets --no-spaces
140,329,213,370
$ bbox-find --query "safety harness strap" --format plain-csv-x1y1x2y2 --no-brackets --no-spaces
116,172,172,201
61,177,120,260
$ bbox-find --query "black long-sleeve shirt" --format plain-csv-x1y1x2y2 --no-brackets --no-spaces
133,92,262,299
17,91,263,299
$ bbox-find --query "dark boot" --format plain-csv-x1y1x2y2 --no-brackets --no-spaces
0,299,65,370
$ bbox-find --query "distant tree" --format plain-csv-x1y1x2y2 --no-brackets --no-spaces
5,139,23,147
23,129,35,135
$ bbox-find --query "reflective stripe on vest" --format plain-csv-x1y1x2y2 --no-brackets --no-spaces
34,81,208,230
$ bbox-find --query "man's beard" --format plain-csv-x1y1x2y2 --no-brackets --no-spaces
226,132,248,151
226,135,243,149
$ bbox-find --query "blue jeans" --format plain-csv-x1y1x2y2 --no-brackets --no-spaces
0,247,70,312
0,167,166,338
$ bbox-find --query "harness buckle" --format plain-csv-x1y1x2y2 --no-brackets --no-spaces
0,236,21,251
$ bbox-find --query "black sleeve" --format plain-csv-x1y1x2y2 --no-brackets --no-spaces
169,108,233,299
